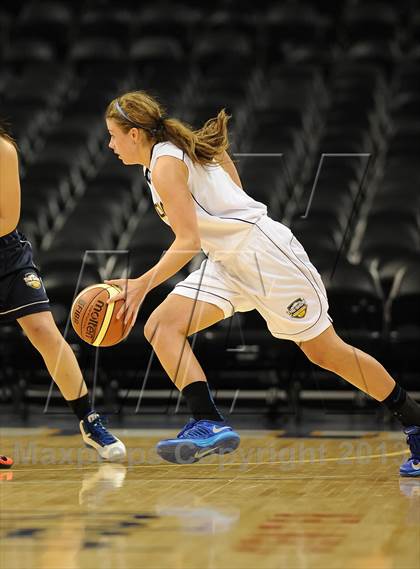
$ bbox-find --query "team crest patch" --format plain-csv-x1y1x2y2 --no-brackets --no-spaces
287,297,307,318
23,272,42,290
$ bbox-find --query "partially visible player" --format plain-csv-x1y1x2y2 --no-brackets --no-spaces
103,91,419,475
0,120,126,462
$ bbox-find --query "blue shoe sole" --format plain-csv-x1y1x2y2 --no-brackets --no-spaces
156,434,240,464
400,470,420,477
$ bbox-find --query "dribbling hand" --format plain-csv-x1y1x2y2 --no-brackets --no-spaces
104,278,148,327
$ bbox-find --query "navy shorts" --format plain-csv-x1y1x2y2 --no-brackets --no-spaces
0,229,51,323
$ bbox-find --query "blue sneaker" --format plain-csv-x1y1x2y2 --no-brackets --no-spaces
400,426,420,477
80,412,126,462
156,419,240,464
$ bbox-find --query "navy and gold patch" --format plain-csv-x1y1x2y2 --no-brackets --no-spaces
154,201,167,219
23,272,42,290
287,297,307,318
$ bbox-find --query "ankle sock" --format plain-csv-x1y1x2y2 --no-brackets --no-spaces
182,381,224,422
67,393,93,421
382,383,420,427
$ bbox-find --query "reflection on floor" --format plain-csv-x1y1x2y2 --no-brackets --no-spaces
0,429,418,569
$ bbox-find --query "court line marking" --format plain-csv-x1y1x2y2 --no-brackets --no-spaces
221,449,408,467
7,449,408,473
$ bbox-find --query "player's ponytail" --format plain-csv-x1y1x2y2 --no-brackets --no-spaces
106,91,230,166
164,110,230,166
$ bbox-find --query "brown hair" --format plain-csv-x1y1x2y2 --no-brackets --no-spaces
106,91,230,166
0,119,17,148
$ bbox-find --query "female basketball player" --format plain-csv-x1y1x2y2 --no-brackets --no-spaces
104,91,419,475
0,121,126,462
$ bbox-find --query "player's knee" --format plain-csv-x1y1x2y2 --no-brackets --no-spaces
144,316,159,344
25,323,61,350
299,328,346,371
304,349,333,370
304,342,351,372
144,312,187,344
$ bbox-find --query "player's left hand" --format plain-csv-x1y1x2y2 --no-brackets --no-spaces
104,278,149,327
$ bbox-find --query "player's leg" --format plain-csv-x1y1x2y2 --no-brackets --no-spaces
144,293,240,464
236,217,420,477
17,311,126,461
298,325,420,477
144,294,224,390
297,325,396,400
18,312,87,400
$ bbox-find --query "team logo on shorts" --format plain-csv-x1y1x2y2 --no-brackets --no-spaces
287,297,307,318
23,272,42,290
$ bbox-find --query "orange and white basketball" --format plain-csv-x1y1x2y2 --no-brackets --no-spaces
71,284,131,347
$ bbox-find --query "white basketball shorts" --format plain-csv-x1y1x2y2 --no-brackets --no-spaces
169,215,333,343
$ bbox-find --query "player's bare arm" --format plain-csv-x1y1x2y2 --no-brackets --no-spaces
0,137,20,236
106,155,201,325
144,154,201,284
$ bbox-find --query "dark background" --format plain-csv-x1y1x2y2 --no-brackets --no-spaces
0,0,419,426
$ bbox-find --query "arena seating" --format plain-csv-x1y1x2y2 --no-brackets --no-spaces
0,0,419,418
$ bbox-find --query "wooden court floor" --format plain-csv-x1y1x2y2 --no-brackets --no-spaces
0,428,419,569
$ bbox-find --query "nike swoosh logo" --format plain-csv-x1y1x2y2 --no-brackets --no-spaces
194,447,216,459
212,426,231,434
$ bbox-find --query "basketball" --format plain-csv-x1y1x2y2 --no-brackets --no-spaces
71,283,130,347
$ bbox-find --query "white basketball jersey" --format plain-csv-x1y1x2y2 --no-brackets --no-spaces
143,142,267,261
